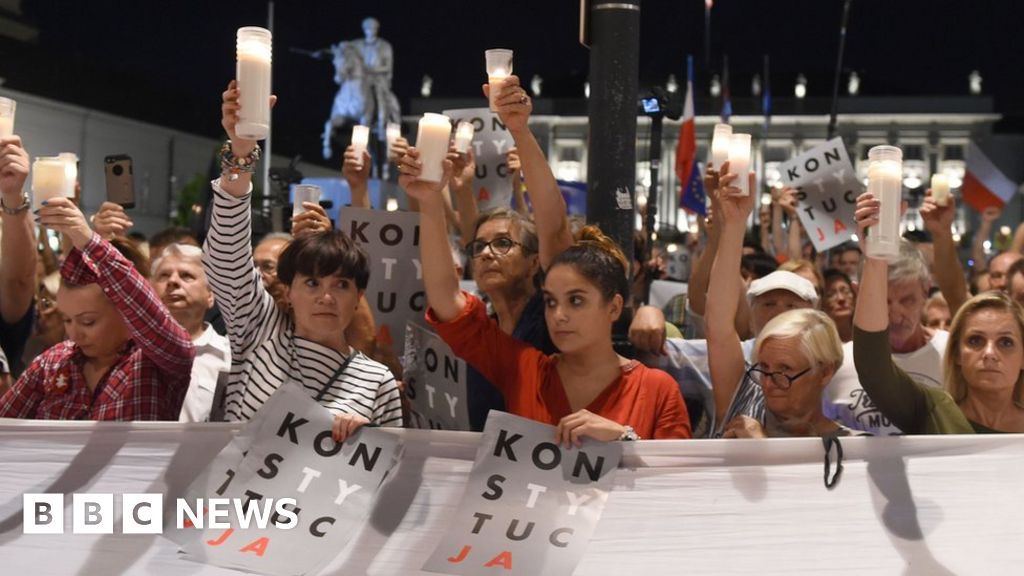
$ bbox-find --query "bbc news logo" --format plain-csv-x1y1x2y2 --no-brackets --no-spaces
22,494,299,534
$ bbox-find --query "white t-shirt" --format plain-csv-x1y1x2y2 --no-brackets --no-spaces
824,330,949,435
179,324,232,422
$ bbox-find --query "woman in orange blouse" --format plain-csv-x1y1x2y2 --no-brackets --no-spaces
399,150,691,443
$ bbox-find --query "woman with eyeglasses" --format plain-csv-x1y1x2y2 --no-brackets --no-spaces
401,149,691,441
706,164,859,438
425,75,575,431
853,191,1024,433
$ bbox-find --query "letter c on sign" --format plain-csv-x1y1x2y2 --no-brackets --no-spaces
550,527,574,548
310,516,336,538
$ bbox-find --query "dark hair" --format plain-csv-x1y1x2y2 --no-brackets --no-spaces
149,226,199,253
902,229,933,244
741,253,778,281
549,225,629,303
110,236,150,278
276,230,369,290
835,242,862,256
823,267,852,288
1006,258,1024,286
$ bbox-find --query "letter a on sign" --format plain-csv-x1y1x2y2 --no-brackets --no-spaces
484,550,513,569
478,187,491,202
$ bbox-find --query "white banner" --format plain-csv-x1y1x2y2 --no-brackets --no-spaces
1,421,1022,575
779,137,862,252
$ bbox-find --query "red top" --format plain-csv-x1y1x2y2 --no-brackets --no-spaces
427,294,691,439
0,235,194,420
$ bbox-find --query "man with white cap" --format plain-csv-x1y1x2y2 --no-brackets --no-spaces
644,270,819,437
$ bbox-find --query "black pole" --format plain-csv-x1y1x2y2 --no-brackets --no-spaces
641,114,662,305
586,0,640,352
827,0,853,140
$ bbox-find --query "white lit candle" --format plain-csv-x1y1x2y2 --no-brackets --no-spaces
32,157,68,210
416,113,452,183
58,153,78,198
865,145,903,260
727,133,752,195
351,125,370,168
0,97,15,138
386,122,401,155
235,27,273,140
930,173,950,207
710,123,732,170
485,49,513,112
454,121,474,154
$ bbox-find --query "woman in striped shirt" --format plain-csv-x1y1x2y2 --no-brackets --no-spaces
203,81,402,440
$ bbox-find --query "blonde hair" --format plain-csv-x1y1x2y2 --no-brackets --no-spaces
754,308,844,375
944,291,1024,409
779,259,824,294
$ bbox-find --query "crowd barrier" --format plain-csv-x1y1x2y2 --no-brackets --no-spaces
0,420,1021,575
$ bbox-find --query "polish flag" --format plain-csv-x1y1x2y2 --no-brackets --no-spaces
962,141,1018,212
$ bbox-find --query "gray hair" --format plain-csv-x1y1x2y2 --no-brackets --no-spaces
151,242,204,278
888,239,931,291
472,208,538,255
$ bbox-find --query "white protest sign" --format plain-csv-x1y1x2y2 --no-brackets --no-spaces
176,384,402,576
403,322,471,431
442,107,515,212
778,137,863,252
648,280,687,310
339,207,425,359
423,411,622,576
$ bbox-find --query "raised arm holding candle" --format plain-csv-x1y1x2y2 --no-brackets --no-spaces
414,113,452,183
31,157,69,211
454,121,474,154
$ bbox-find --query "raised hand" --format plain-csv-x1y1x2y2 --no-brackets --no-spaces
0,136,29,198
36,197,93,250
221,79,277,154
91,201,134,240
397,147,452,204
920,188,956,237
291,203,332,239
714,161,755,226
483,75,531,133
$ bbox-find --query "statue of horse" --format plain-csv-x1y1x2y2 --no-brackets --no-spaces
322,40,401,168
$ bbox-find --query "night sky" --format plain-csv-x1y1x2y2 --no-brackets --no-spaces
4,0,1023,166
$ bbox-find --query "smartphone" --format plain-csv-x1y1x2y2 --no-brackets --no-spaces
104,154,135,208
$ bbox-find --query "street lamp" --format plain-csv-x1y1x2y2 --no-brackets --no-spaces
794,74,807,99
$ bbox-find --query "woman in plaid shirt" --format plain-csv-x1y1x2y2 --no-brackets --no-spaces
0,198,194,420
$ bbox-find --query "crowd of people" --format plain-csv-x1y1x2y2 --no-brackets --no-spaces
1,72,1022,443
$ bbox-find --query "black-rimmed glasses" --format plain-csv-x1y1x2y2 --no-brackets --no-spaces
746,364,813,390
468,237,522,258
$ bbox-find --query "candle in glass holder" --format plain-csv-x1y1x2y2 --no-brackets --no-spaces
351,125,370,168
235,26,273,140
865,145,903,260
386,122,401,154
0,97,15,138
727,133,752,195
485,49,513,112
32,157,68,210
930,173,950,207
415,113,452,183
58,153,78,198
710,123,732,170
454,121,474,154
292,183,321,218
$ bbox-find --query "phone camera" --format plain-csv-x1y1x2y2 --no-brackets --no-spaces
112,164,124,176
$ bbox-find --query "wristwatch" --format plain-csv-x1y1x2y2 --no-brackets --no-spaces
618,425,640,441
0,192,29,215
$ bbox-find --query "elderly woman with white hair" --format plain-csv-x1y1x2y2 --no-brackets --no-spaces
706,163,862,438
150,243,231,422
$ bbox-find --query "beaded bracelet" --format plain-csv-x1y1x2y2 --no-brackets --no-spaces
219,141,262,179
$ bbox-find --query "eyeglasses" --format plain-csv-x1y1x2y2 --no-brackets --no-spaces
825,286,853,301
746,364,813,390
468,237,522,259
255,260,278,274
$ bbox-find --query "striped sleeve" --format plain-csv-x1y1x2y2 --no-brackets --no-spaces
202,180,284,362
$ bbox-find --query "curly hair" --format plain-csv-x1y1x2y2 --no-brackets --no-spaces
548,225,630,303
